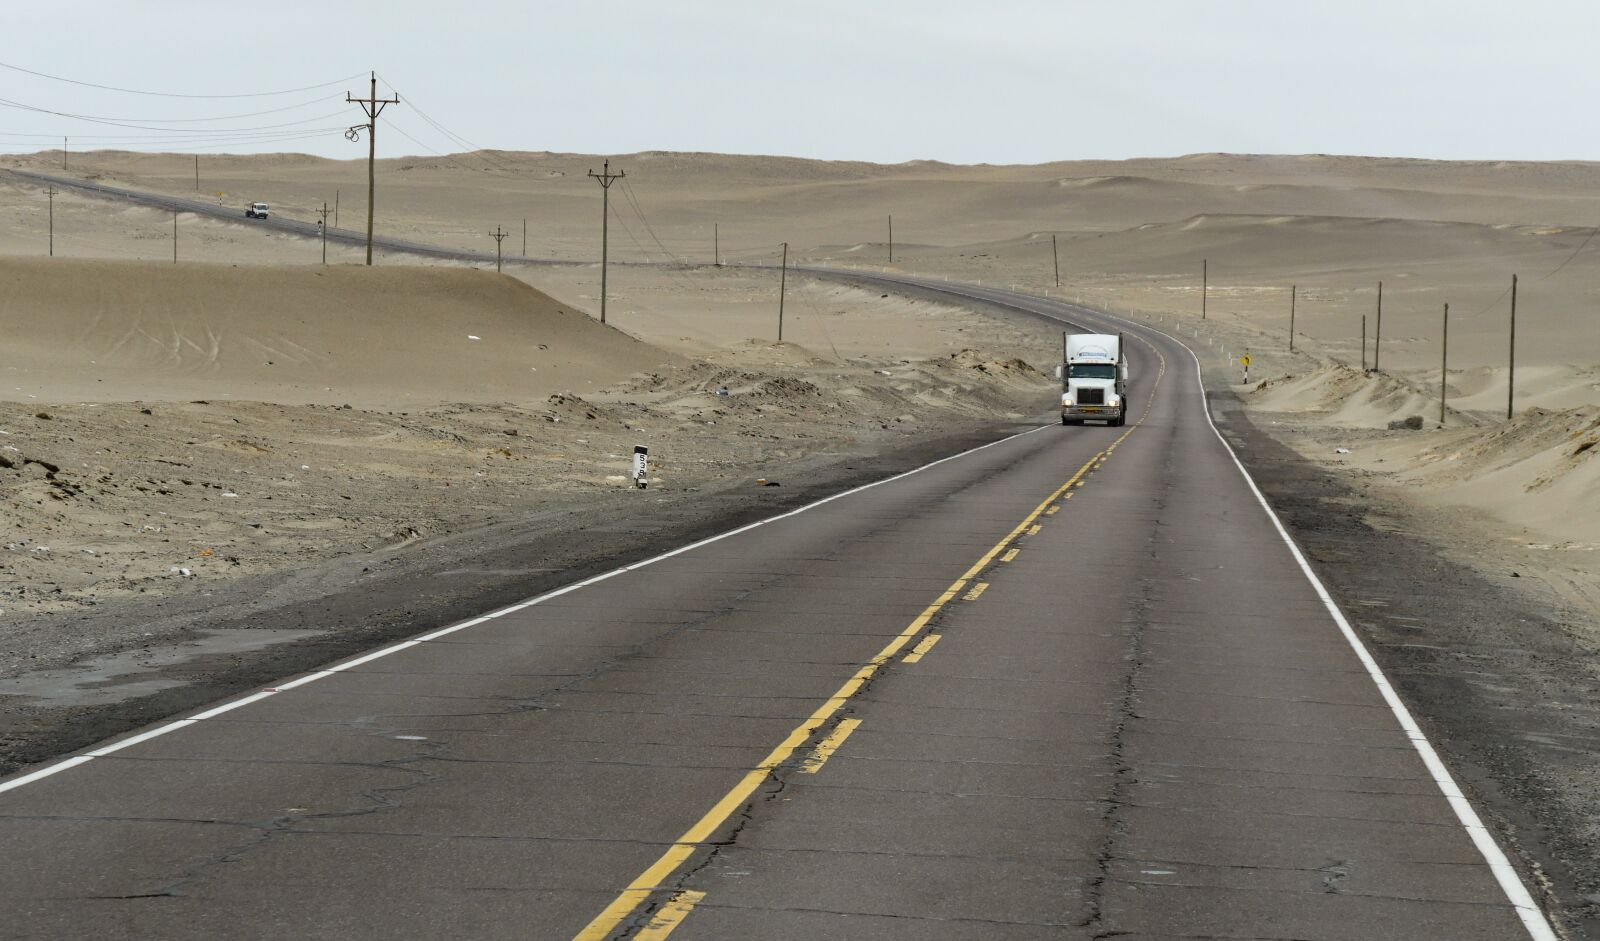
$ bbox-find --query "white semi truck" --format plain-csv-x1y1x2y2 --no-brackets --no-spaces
1060,333,1128,426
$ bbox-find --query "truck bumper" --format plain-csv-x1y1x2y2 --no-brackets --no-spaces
1062,406,1123,422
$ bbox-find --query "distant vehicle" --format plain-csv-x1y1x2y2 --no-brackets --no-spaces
245,202,270,220
1060,333,1128,426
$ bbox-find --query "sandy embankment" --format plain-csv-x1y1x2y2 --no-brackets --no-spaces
0,257,1055,670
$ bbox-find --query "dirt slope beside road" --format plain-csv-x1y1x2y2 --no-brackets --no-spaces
0,258,672,407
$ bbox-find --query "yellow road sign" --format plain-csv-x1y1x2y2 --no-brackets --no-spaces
1240,354,1252,367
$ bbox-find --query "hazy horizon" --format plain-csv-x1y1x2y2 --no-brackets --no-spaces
4,1,1599,165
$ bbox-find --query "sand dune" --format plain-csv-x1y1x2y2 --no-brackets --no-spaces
0,258,674,407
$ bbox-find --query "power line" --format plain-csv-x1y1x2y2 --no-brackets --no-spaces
375,76,520,175
0,60,368,99
1540,224,1600,281
0,96,347,134
0,93,338,125
619,179,686,265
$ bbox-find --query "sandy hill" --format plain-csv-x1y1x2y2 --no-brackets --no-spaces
17,150,1600,269
0,258,673,407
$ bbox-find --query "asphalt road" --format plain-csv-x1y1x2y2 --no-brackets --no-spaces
7,168,556,265
0,272,1558,939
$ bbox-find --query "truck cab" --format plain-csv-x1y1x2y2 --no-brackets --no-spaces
1061,333,1128,426
245,202,270,219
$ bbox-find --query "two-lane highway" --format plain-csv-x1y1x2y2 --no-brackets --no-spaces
0,277,1556,939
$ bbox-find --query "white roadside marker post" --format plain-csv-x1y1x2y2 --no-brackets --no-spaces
632,445,649,490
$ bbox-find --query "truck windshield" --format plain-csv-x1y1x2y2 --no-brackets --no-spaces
1068,363,1116,379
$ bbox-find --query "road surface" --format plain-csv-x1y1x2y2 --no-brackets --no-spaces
0,269,1556,939
8,168,557,266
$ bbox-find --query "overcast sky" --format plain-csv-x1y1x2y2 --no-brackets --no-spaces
5,0,1598,165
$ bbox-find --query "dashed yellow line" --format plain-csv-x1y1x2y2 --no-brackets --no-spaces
570,337,1170,941
1000,548,1020,562
800,717,862,773
1027,524,1042,536
962,582,989,601
903,634,941,663
1045,505,1059,515
633,890,707,940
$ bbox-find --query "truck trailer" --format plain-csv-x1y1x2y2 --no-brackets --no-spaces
1060,333,1128,426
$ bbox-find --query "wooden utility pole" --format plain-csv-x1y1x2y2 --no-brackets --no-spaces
1288,284,1296,351
1201,258,1208,320
888,215,894,264
587,159,624,324
522,218,527,257
1508,273,1518,420
194,154,199,192
714,223,720,267
1374,280,1383,373
778,242,788,342
315,202,332,265
334,189,340,228
62,136,67,172
1439,302,1449,425
45,185,57,257
1361,315,1367,371
345,72,399,266
1052,234,1060,287
490,225,508,272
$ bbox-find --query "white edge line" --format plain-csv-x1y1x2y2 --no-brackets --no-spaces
966,282,1558,941
0,421,1048,793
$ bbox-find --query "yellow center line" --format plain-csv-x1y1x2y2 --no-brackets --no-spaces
800,717,863,773
902,633,942,663
632,890,706,940
571,338,1171,941
962,582,989,601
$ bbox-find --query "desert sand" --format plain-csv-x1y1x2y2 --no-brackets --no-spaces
0,146,1596,650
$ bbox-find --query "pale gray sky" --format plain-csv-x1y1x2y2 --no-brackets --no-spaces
5,0,1598,164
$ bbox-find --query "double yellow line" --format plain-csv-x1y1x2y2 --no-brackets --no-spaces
573,344,1167,940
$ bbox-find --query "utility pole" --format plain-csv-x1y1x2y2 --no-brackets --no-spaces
1361,315,1367,371
315,202,332,265
1052,233,1060,287
1508,273,1518,420
1440,302,1449,425
194,154,199,192
334,189,340,228
345,72,399,266
888,215,894,264
62,136,67,172
778,242,788,342
45,185,57,257
490,225,508,272
714,223,720,267
1374,280,1383,373
587,159,624,324
1201,258,1208,320
1288,284,1296,351
522,218,527,257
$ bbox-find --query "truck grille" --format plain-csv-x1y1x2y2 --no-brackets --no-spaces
1077,388,1105,405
